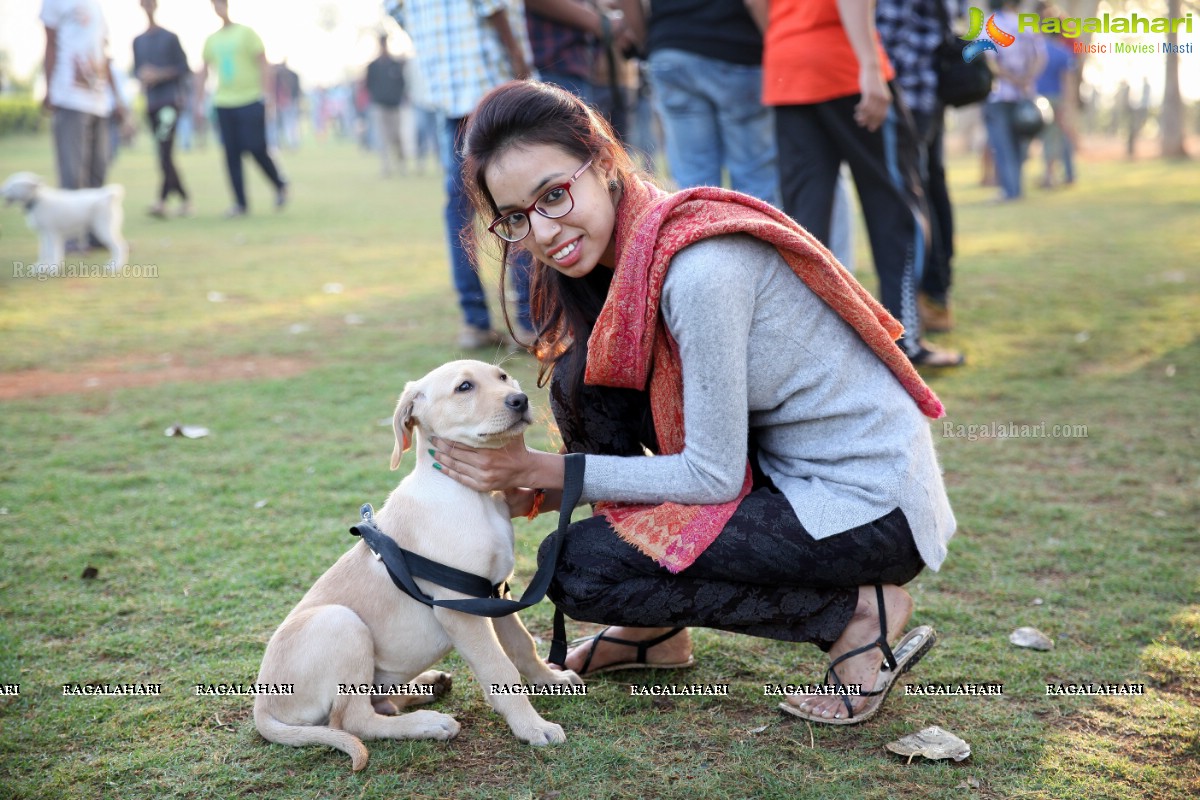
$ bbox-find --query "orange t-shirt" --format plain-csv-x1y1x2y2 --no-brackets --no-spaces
762,0,895,106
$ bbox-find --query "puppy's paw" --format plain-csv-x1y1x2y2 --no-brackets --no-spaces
406,709,460,741
527,667,584,687
513,719,567,746
420,670,453,699
399,670,453,707
554,669,584,686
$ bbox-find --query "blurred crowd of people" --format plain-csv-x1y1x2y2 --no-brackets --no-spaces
42,0,1172,366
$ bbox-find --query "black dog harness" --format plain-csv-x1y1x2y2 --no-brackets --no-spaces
350,453,584,666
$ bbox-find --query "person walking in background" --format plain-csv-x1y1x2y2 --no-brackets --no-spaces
40,0,127,252
133,0,192,218
1126,76,1150,160
198,0,288,218
756,0,962,367
403,53,440,175
1035,9,1076,188
982,0,1045,201
273,58,302,151
624,0,779,206
365,33,410,178
386,0,536,350
876,0,957,333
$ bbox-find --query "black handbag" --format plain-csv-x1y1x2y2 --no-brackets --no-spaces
935,3,993,107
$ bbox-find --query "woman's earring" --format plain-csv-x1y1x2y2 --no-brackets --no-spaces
608,179,620,192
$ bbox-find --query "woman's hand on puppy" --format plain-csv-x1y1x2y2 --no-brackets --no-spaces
428,435,562,494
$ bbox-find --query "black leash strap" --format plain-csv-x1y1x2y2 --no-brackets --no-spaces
349,454,585,666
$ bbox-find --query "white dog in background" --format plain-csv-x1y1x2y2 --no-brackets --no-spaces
1,171,127,273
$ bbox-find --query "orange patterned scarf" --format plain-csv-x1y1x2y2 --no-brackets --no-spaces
583,178,944,573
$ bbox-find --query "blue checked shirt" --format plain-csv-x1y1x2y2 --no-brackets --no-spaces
387,0,534,119
876,0,946,115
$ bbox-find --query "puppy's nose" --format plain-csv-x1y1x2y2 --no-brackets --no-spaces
505,393,529,413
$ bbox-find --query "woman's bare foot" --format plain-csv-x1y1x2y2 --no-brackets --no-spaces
563,626,693,675
784,585,913,720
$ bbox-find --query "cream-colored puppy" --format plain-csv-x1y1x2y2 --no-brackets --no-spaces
254,360,583,771
1,172,127,272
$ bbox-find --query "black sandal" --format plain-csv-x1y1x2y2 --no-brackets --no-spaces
573,627,697,676
779,585,937,725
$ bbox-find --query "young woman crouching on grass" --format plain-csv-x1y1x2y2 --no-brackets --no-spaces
428,80,955,724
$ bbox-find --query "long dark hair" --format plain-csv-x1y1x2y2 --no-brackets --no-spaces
462,80,642,414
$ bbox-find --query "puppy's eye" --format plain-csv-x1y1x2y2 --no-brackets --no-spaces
455,381,474,393
498,373,508,382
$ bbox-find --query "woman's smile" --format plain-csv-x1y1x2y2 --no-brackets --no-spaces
548,237,583,266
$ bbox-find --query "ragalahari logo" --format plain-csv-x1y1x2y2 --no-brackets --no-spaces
961,7,1015,62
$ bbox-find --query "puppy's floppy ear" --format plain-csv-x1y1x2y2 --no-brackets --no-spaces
390,381,422,470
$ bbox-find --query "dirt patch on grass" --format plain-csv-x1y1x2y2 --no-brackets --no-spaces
0,355,312,400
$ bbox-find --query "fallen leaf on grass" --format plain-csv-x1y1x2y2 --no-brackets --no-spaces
885,725,971,762
1009,626,1054,650
80,566,98,580
164,424,210,439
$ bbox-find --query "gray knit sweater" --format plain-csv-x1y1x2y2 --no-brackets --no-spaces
580,234,956,570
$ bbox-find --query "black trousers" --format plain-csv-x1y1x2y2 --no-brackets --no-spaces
912,109,954,304
147,105,188,202
775,91,930,356
541,376,926,651
215,100,285,210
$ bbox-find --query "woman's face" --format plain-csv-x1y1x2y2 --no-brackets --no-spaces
484,143,617,278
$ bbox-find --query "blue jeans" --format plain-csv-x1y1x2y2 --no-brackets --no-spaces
440,116,531,331
647,49,779,206
983,101,1031,200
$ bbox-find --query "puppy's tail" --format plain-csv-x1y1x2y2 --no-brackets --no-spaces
254,704,370,771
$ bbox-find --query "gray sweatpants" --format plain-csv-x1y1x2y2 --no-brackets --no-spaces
53,107,109,190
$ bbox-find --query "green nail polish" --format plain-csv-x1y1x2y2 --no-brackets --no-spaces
433,462,442,470
428,449,435,456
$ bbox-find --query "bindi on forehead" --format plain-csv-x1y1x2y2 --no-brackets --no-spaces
490,148,577,210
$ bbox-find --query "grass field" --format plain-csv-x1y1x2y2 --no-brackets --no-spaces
0,130,1197,800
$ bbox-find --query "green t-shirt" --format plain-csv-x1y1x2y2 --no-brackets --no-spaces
202,23,265,108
